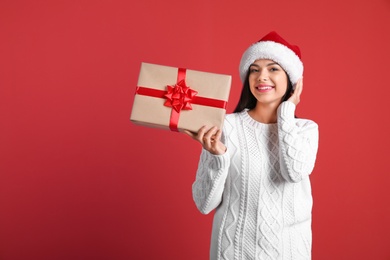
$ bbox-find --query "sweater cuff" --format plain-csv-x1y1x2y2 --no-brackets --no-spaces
203,148,230,170
278,101,296,120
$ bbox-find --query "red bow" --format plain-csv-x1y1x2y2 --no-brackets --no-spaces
164,79,198,113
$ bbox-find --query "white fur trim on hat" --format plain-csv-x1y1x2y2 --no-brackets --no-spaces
239,41,303,85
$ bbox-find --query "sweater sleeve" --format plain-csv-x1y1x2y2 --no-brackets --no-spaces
192,138,230,215
277,101,319,183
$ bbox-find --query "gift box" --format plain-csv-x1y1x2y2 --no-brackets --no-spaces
130,62,231,133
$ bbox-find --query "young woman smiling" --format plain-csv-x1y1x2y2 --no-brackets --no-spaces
186,31,319,260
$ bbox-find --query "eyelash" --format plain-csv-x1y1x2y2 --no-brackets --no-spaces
249,67,279,73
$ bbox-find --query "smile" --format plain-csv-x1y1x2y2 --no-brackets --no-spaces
256,84,274,92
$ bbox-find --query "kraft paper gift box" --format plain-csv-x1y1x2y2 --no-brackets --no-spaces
130,62,231,133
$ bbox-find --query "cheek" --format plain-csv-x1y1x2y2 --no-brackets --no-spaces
280,79,288,89
248,74,256,84
275,74,288,90
248,76,257,89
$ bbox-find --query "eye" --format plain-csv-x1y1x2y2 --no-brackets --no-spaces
269,67,280,72
249,67,259,73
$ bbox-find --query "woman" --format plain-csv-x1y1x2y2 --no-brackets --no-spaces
185,31,319,260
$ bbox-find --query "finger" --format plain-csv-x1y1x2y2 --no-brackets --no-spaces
300,77,304,92
298,77,303,92
213,129,222,143
198,125,208,135
183,130,196,139
291,78,302,98
205,126,219,142
201,127,215,146
196,126,208,142
205,126,218,138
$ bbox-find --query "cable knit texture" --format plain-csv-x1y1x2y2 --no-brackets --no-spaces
192,101,319,260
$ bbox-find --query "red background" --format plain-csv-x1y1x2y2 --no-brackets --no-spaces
1,0,390,259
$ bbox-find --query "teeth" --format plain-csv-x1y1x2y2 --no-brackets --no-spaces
259,86,272,90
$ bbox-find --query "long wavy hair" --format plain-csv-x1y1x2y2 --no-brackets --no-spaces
234,70,294,113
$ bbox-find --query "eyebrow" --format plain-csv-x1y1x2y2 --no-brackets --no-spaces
250,62,279,67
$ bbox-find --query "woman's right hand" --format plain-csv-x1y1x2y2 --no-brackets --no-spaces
184,126,227,155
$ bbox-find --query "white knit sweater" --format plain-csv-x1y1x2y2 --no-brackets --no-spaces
192,101,319,260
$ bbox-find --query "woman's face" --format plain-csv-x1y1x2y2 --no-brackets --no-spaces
248,59,288,106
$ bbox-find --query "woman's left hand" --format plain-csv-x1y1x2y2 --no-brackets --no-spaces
288,77,303,106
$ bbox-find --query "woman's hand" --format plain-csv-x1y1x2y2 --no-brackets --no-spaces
184,126,227,155
288,77,303,106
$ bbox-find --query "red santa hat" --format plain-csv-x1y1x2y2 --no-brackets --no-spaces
239,31,303,85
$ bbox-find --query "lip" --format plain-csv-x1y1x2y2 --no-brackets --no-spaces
255,84,275,93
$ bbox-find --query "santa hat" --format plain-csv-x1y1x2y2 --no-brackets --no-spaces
239,31,303,85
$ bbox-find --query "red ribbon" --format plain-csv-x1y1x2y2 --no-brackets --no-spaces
136,68,227,132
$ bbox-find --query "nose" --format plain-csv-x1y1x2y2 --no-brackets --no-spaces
257,69,268,82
